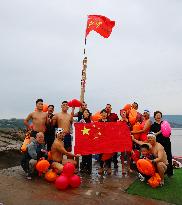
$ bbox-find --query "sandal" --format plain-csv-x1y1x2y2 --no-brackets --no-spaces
160,181,164,186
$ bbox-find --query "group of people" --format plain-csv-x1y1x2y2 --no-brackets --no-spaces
21,98,173,186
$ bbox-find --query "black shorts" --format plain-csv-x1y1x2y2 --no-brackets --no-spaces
49,160,62,164
64,134,72,151
30,130,39,138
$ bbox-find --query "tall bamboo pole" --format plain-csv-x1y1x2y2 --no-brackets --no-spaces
76,56,87,169
80,56,87,102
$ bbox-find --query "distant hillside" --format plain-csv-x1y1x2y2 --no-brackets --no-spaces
154,115,182,128
0,118,25,130
0,115,181,129
163,115,182,125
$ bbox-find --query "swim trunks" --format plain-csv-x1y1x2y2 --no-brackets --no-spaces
64,134,72,152
30,130,39,138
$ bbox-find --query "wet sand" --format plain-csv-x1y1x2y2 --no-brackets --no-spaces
0,129,179,204
0,161,171,205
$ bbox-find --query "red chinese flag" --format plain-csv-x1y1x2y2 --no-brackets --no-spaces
85,15,115,38
74,122,132,155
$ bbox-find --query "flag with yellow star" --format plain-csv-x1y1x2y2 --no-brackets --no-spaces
85,15,115,38
74,121,132,155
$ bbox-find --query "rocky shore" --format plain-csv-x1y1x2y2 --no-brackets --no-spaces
0,128,24,152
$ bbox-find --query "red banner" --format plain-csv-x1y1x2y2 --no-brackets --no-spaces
85,15,115,38
74,122,132,155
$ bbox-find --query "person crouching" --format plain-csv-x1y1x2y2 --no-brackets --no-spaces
137,143,155,182
21,132,47,180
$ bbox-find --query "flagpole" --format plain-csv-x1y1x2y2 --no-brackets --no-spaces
80,37,87,103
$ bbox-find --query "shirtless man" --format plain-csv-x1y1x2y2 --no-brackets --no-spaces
51,128,79,173
53,101,74,152
24,99,48,139
132,132,168,185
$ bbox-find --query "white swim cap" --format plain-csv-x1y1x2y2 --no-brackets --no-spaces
147,132,156,139
56,128,64,135
144,109,150,115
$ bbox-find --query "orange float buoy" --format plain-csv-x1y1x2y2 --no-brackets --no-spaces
21,132,31,153
129,108,137,125
132,122,142,140
42,104,48,112
123,104,131,111
34,103,48,112
136,159,155,176
91,111,102,122
148,173,161,188
45,169,57,182
36,160,50,173
48,151,52,160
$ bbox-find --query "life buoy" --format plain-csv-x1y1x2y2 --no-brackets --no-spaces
123,104,131,112
21,132,31,152
129,108,137,125
132,122,142,140
45,169,57,182
36,160,50,173
34,104,48,112
136,159,155,176
148,173,161,188
48,151,52,160
91,111,102,122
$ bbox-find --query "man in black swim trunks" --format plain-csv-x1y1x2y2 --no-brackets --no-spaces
52,101,74,154
24,99,48,139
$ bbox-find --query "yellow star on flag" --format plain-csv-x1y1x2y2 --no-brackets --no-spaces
81,126,90,135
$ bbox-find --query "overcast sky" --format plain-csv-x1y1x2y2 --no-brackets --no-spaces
0,0,182,119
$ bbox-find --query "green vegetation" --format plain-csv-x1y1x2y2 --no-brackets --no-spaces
127,169,182,205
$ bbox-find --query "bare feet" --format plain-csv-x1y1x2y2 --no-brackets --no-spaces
106,168,112,175
128,168,134,173
98,168,104,175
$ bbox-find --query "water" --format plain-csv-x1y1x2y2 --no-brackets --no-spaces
171,128,182,156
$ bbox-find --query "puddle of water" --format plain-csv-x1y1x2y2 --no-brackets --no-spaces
0,150,22,170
